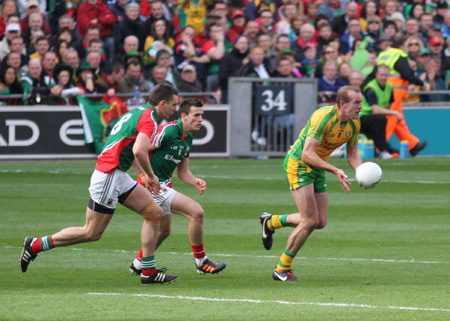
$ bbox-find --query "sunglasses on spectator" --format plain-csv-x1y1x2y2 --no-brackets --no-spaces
408,43,420,46
325,51,335,54
369,21,380,24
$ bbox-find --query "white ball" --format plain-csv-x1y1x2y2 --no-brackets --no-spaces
355,162,382,190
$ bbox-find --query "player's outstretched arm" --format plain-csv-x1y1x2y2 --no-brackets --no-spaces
177,158,207,195
346,144,363,172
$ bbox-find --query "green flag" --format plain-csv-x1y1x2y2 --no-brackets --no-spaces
77,95,128,154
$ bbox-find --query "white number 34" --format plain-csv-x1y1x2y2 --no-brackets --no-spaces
260,89,287,112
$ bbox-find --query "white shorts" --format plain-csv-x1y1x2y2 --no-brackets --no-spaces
88,169,137,210
152,183,177,216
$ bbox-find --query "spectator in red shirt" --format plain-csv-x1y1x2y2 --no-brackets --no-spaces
97,61,125,91
76,0,116,61
20,0,51,35
228,10,246,44
0,0,17,38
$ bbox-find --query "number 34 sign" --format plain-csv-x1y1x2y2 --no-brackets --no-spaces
254,84,293,116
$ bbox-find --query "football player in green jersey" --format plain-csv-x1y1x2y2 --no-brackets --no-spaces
130,98,227,275
20,84,180,285
260,86,364,282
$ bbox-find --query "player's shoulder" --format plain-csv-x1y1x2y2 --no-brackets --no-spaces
160,120,179,131
157,120,180,136
315,105,336,114
311,105,337,122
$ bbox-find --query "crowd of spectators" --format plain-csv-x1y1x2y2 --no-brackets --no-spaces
0,0,449,105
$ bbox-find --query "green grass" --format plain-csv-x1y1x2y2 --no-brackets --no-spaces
1,158,449,321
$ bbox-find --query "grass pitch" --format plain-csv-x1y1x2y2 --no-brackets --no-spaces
0,157,449,321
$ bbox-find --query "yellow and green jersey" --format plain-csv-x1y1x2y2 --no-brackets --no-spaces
178,0,209,36
287,105,360,173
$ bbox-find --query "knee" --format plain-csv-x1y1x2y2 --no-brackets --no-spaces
87,234,102,242
84,229,103,242
194,206,205,221
140,202,163,223
315,220,327,230
302,216,320,231
189,205,204,223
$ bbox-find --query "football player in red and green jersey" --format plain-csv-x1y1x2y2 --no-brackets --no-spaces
260,86,364,282
130,98,226,275
20,84,181,285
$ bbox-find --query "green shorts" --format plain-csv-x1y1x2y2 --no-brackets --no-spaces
283,155,327,193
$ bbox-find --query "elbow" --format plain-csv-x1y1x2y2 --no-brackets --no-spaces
132,147,144,159
300,155,311,165
301,150,313,164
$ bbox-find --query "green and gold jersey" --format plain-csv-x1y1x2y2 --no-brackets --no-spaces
287,105,360,172
178,0,209,36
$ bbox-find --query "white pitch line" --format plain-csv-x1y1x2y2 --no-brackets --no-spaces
195,175,448,184
3,246,448,264
1,170,447,184
88,292,450,313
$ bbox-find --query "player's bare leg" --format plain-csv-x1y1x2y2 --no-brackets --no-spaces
171,192,226,274
272,184,325,282
285,184,322,254
314,192,328,229
171,193,204,245
130,192,226,275
155,214,172,249
124,184,177,284
20,208,113,272
51,209,113,246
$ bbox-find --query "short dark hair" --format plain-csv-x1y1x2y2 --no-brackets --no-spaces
107,61,124,74
126,60,141,70
392,32,405,47
6,14,19,23
86,26,100,33
88,39,102,47
148,83,178,106
277,56,292,65
383,20,398,31
10,36,24,43
35,37,48,45
179,98,203,115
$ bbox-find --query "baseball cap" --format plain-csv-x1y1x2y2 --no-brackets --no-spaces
429,36,444,46
279,48,294,56
377,33,392,43
303,41,317,48
6,23,21,33
419,47,429,55
232,10,244,19
26,0,39,9
430,22,442,31
437,0,448,9
182,64,196,73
